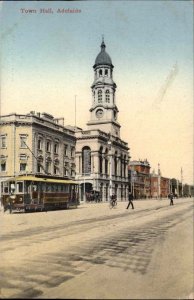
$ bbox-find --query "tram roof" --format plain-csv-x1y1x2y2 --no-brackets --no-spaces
2,176,78,185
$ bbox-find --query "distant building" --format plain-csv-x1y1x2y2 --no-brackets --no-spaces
150,164,170,198
75,39,129,201
0,112,76,182
128,159,151,199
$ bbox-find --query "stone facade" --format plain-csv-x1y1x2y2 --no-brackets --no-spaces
0,112,76,182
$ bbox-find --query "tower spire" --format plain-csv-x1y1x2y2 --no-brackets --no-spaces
101,34,106,51
158,163,161,176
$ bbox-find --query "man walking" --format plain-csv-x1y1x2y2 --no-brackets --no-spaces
169,193,174,206
126,192,134,209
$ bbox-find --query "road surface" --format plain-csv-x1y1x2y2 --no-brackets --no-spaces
0,198,193,299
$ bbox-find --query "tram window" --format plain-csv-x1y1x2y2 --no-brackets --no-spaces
17,182,23,193
25,182,30,193
65,185,69,193
10,183,16,194
46,184,51,192
40,183,44,192
4,186,9,193
3,182,9,194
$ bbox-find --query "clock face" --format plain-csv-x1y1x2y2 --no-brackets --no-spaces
96,109,104,118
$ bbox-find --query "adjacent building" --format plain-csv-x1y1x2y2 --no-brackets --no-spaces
75,39,129,201
0,112,76,182
150,165,170,198
128,159,151,199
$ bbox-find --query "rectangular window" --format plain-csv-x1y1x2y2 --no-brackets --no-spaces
20,136,27,148
0,136,6,148
54,143,59,154
46,141,51,152
1,162,6,172
54,166,59,175
37,164,41,173
20,163,27,171
46,161,51,174
17,182,23,193
38,139,43,150
64,167,68,176
3,182,9,194
71,147,75,157
64,144,68,156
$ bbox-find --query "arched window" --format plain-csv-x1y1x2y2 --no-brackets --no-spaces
105,90,110,103
124,155,126,177
82,146,91,174
114,152,118,176
120,154,123,177
105,148,108,175
98,90,102,103
99,146,103,174
105,69,108,76
99,69,102,76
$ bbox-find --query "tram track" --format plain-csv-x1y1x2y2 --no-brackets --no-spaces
1,200,192,245
0,200,192,299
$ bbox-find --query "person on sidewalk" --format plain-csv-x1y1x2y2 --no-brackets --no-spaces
169,193,174,206
126,192,134,209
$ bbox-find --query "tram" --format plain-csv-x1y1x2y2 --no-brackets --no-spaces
1,175,79,213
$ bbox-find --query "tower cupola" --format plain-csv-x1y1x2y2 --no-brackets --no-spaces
87,39,120,137
93,40,113,68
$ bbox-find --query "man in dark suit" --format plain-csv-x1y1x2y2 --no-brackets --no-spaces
169,193,174,205
126,192,134,209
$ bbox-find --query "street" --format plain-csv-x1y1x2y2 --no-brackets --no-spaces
0,198,193,299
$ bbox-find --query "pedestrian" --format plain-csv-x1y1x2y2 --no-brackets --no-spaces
169,193,174,206
111,194,117,206
126,192,134,209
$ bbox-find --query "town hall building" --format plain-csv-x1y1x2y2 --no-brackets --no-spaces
75,39,130,201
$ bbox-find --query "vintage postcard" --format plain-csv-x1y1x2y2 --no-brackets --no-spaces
0,1,193,299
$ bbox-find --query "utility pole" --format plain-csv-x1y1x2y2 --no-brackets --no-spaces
176,179,179,197
181,167,183,197
158,163,161,199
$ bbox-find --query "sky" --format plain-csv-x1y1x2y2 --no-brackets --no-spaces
0,0,193,184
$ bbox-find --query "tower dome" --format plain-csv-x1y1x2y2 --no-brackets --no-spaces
93,40,113,68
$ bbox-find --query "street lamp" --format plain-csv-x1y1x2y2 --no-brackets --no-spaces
108,140,112,199
131,170,136,198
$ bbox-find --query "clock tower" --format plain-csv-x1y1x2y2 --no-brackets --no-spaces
75,38,129,202
87,39,121,137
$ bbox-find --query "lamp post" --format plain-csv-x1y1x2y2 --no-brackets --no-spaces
83,175,86,202
181,167,183,197
131,170,136,198
76,173,87,202
108,140,112,199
